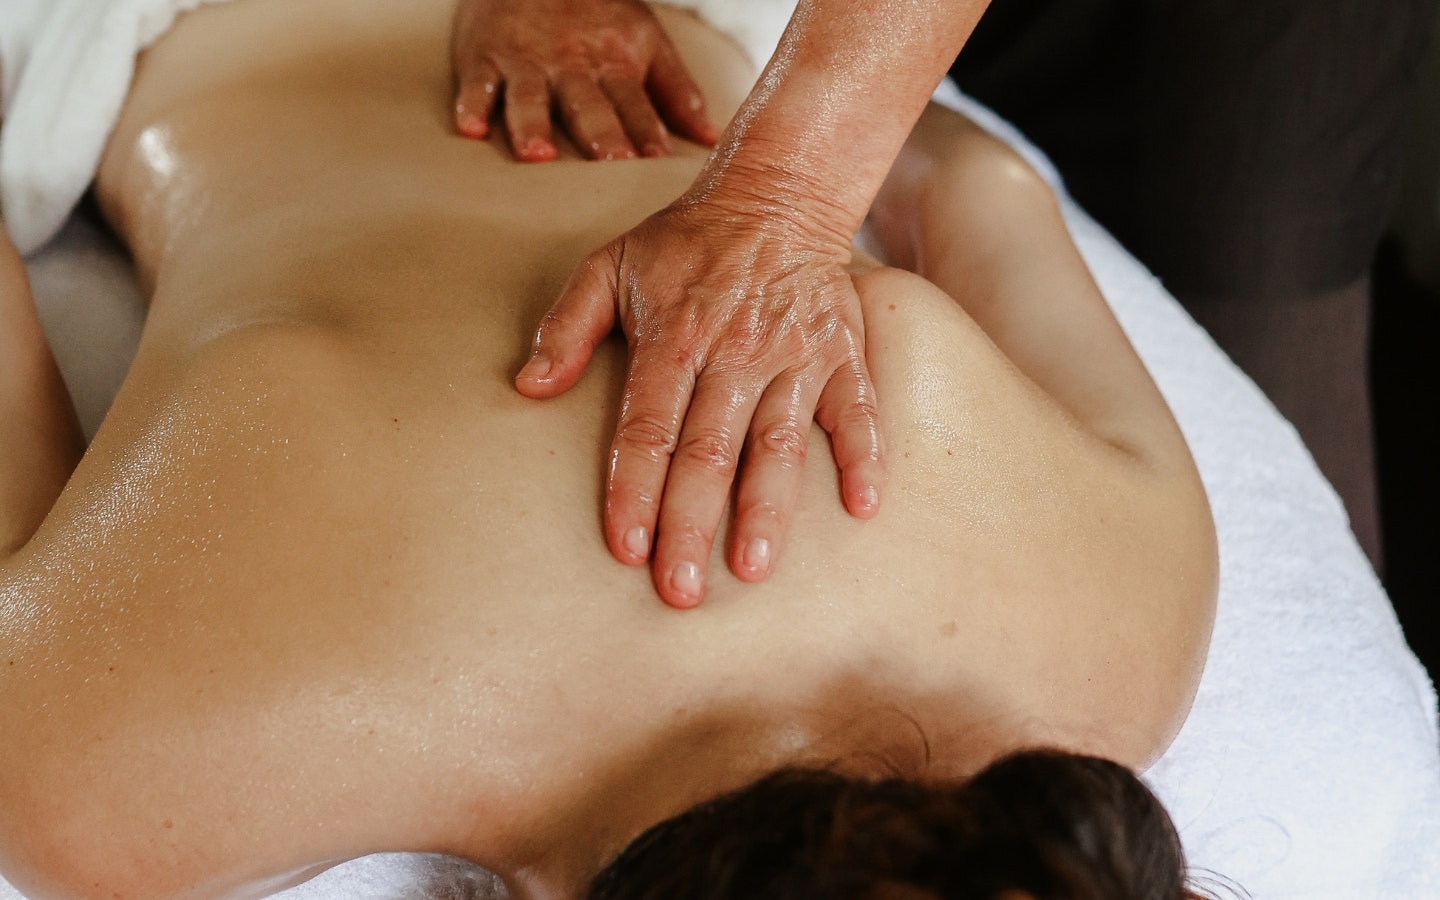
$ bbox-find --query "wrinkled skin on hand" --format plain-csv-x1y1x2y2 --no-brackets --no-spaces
515,191,885,608
451,0,720,160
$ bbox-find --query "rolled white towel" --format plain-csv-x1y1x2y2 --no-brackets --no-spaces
0,0,235,254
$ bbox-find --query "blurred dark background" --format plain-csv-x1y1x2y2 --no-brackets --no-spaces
1375,11,1440,685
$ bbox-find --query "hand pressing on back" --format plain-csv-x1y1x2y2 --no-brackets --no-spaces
499,0,992,606
451,0,721,161
515,183,886,609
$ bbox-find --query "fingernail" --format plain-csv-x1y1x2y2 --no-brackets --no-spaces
742,538,771,574
623,525,650,561
458,112,487,137
671,561,703,601
860,485,879,512
642,142,666,158
519,353,552,381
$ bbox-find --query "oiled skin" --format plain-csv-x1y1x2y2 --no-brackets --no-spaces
0,2,1215,898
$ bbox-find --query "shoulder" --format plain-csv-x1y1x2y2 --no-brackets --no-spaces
839,265,1217,771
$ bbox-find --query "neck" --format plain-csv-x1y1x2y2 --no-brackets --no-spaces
499,697,806,900
490,668,971,900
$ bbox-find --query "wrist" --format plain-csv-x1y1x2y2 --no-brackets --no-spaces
682,125,867,247
685,66,915,242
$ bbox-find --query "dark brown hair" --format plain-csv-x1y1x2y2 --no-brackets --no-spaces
588,748,1200,900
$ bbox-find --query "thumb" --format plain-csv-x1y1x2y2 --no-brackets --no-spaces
515,248,620,398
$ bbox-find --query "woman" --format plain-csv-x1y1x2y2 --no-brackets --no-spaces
0,1,1216,897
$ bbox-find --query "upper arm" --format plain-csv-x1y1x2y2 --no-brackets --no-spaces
872,102,1190,474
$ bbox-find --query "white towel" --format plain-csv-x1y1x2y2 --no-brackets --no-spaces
0,0,238,254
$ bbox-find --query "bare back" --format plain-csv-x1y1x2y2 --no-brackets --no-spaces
0,2,1215,897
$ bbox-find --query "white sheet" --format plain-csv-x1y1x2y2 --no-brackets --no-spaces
6,2,1440,897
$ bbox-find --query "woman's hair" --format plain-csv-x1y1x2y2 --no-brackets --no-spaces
588,748,1200,900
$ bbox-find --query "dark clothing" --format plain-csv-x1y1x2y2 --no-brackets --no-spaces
947,0,1439,567
949,0,1439,298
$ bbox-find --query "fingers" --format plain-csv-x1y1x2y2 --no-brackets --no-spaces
504,64,704,160
649,372,763,608
489,68,659,162
454,58,501,139
516,250,618,398
646,38,720,146
815,361,886,519
617,362,851,604
729,375,817,583
555,74,637,161
502,65,558,162
605,347,698,583
460,53,707,159
601,76,670,158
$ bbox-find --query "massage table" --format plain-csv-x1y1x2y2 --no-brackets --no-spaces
6,1,1440,896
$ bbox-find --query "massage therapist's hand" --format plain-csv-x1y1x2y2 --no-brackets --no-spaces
451,0,720,161
515,191,885,608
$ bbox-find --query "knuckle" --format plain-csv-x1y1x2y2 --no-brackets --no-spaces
508,82,549,106
555,60,592,80
595,64,641,88
615,414,679,459
664,342,700,373
664,519,715,550
839,398,882,428
737,500,784,529
560,92,598,122
675,429,739,476
754,421,808,464
609,482,659,514
537,307,571,334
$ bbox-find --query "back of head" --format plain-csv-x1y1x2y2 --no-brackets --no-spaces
588,748,1193,900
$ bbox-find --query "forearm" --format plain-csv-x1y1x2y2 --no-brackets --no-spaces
685,0,989,236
